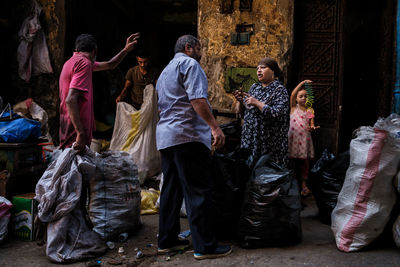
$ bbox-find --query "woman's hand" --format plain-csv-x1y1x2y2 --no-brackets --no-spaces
233,90,244,102
244,94,264,110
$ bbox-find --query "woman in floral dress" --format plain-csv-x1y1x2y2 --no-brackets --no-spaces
234,57,289,168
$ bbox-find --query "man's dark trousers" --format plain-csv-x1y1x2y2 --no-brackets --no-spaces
158,142,217,253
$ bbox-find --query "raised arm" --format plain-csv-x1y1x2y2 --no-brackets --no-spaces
190,98,225,149
290,80,312,108
95,33,140,71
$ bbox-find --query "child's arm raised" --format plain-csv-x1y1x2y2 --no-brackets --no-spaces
290,80,312,108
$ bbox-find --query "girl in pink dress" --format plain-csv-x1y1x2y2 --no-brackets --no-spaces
288,80,319,196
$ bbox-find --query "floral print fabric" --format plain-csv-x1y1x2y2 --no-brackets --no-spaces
241,79,290,167
288,106,315,159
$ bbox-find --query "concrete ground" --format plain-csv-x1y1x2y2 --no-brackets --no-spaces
0,197,399,267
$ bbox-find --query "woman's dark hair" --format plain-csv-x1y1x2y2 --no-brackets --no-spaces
75,34,97,52
258,57,284,83
174,35,200,53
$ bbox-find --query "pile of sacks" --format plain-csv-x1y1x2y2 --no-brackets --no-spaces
35,148,141,263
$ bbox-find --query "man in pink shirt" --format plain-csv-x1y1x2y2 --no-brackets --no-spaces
59,33,140,152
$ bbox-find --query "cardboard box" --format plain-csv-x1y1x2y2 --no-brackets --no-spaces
12,193,37,241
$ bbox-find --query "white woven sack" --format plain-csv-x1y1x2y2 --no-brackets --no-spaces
331,123,400,252
110,84,161,184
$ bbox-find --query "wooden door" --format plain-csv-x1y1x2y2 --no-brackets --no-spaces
292,0,343,155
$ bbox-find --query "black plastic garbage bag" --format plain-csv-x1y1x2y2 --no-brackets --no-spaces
238,155,302,248
309,149,349,224
213,148,251,240
310,149,335,174
217,119,242,154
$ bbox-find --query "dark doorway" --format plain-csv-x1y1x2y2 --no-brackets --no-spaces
340,0,394,151
292,0,344,156
292,0,395,156
65,0,197,129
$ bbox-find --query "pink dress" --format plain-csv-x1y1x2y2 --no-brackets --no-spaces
288,106,315,159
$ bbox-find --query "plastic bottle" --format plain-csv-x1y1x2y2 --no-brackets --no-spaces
106,241,115,249
118,232,128,242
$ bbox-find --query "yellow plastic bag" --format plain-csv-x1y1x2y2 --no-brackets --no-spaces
140,189,160,215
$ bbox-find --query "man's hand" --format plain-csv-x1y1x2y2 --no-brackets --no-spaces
73,133,86,154
95,33,140,71
190,98,225,149
125,33,140,51
116,95,122,103
211,126,225,149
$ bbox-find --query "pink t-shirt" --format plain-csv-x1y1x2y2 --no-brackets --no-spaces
59,52,99,149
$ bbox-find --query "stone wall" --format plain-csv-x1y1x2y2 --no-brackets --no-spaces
35,0,65,143
198,0,294,112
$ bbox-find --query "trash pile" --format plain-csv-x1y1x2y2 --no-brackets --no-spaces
213,119,302,248
1,103,400,262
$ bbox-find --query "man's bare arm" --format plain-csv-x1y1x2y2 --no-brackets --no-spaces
116,80,132,103
190,98,225,148
95,33,140,71
65,88,86,152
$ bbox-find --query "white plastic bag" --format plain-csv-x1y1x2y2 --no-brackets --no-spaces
110,84,161,184
0,197,12,243
331,115,400,252
13,98,53,144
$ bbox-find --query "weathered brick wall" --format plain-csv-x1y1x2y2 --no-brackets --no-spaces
35,0,65,144
198,0,294,112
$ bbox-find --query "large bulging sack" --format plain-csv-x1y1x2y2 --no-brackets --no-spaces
109,85,161,184
238,155,302,248
35,148,107,263
89,151,141,240
331,114,400,252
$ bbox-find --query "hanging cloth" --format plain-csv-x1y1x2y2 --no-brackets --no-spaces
17,0,53,82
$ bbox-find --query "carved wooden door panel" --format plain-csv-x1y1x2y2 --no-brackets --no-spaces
293,0,343,155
